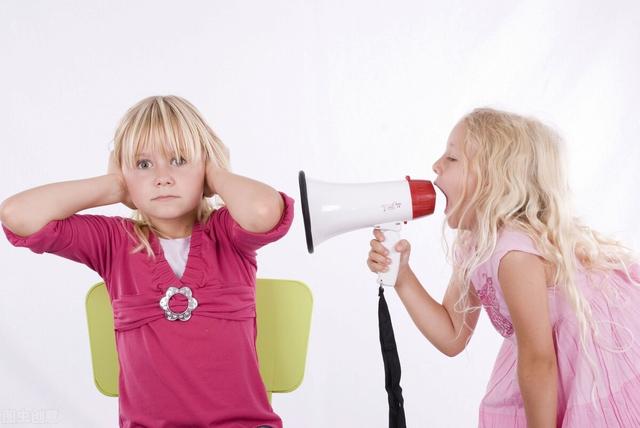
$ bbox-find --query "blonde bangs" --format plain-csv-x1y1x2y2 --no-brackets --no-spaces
114,96,228,171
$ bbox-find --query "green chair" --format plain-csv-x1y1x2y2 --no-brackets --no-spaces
86,278,313,401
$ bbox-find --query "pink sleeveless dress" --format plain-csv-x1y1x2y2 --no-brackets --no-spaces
470,228,640,427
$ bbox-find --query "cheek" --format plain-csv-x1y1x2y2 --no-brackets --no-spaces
182,169,205,193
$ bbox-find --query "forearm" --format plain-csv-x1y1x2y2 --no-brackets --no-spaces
207,167,283,233
394,267,468,356
519,358,558,427
0,174,125,236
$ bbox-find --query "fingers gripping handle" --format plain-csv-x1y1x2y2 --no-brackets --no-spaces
376,222,403,287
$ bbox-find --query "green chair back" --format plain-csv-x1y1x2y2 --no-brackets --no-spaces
86,278,312,399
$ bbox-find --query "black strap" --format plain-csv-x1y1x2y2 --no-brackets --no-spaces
378,286,407,428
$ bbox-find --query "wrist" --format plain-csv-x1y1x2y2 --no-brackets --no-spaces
395,265,413,289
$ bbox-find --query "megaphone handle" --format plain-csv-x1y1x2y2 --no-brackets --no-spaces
376,223,402,287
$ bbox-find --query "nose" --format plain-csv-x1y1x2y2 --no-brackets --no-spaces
154,168,175,187
154,175,174,186
432,158,441,175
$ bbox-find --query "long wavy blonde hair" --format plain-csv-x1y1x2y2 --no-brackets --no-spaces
113,95,230,256
448,108,639,353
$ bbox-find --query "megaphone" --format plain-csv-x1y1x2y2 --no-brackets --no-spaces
298,171,437,286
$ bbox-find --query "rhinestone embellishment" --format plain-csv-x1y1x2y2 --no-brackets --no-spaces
159,286,198,321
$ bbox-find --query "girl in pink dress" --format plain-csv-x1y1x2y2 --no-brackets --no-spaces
0,95,292,428
367,108,640,427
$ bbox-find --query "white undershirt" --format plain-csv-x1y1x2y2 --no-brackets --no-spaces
159,236,191,279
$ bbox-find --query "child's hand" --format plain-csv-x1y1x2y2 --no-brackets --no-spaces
367,228,412,274
203,161,215,198
107,151,136,209
203,159,226,198
203,144,230,198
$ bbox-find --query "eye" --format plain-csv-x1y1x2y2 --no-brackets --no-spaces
446,156,457,162
136,159,152,169
170,157,187,166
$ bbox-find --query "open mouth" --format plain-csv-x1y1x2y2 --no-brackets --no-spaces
434,183,449,213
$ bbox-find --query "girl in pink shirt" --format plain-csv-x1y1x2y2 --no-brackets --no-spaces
1,95,293,428
367,108,640,427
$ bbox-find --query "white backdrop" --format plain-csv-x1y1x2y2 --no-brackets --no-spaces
1,1,639,426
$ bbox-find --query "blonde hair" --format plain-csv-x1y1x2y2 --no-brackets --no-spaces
448,108,639,367
113,95,230,256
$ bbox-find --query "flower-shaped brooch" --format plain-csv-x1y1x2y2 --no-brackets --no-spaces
159,286,198,321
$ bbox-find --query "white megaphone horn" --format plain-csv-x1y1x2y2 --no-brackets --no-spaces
298,171,437,287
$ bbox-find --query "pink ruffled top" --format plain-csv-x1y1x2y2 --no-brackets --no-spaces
3,193,294,428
